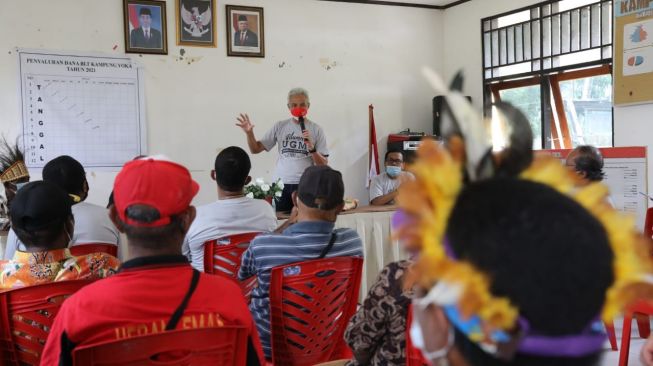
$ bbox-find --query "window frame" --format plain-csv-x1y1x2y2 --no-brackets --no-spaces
481,0,614,149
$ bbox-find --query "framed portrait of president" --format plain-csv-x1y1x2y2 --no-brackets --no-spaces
226,5,265,58
123,0,168,54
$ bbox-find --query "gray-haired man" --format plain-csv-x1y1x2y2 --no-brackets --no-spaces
236,88,329,212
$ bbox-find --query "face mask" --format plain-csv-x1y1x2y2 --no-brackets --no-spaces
290,107,308,118
409,317,455,363
386,166,402,177
65,226,74,248
15,182,28,191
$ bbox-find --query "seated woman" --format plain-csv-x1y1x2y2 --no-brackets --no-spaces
344,260,413,365
0,181,119,289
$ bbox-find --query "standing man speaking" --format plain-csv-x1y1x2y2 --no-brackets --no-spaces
236,88,329,213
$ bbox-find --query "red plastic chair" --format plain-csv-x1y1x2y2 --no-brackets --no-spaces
203,232,261,301
406,304,429,366
619,300,653,365
645,207,653,239
72,327,248,366
69,243,118,257
604,320,618,351
0,280,93,366
269,257,363,366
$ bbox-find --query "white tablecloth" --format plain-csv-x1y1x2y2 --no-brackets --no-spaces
334,210,407,299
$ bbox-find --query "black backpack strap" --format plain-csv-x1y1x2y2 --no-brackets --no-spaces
316,232,337,259
165,269,200,331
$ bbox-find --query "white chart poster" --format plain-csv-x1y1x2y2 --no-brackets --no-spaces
538,147,649,231
18,49,146,168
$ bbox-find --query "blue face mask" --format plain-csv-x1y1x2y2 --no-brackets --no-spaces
386,166,402,178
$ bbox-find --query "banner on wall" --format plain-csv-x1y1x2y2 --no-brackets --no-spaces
537,147,648,231
17,49,146,168
614,0,653,105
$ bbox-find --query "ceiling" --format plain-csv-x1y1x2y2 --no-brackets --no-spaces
319,0,470,9
373,0,462,5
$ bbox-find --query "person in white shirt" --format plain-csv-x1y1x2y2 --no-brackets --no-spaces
3,155,120,259
236,88,329,213
182,146,278,271
370,151,413,206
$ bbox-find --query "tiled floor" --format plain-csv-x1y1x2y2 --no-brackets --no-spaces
602,317,648,366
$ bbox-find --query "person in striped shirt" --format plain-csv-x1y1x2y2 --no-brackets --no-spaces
238,165,364,359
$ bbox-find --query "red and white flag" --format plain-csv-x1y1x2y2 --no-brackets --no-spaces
367,104,380,188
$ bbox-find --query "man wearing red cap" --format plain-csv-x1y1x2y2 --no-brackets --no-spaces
41,157,265,365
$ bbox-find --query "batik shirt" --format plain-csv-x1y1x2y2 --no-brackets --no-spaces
0,248,119,289
345,260,414,366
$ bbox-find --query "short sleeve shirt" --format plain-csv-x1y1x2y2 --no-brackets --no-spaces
182,197,278,271
259,118,329,185
369,172,413,204
0,248,119,289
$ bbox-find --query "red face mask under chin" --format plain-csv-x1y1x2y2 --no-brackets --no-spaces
290,107,308,118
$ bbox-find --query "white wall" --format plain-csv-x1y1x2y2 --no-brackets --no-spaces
442,0,542,107
442,0,653,195
0,0,444,206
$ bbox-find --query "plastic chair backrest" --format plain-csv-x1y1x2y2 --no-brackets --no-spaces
405,304,429,366
72,326,248,366
203,232,261,300
69,243,118,257
269,257,363,366
645,207,653,239
0,280,93,366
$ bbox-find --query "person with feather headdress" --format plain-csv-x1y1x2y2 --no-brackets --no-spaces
0,136,30,230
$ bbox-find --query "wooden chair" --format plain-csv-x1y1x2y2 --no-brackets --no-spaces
203,232,261,301
72,327,248,365
269,257,363,366
0,280,93,365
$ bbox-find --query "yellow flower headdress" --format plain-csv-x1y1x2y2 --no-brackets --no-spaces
399,69,653,338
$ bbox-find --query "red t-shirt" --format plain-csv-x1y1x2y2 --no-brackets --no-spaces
40,255,264,365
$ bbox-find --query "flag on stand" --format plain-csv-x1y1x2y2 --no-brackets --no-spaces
367,104,380,188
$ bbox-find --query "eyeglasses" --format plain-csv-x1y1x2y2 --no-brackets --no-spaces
386,159,404,165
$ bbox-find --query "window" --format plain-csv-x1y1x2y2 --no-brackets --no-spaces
482,0,613,149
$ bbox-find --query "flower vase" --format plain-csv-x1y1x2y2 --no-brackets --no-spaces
264,196,273,205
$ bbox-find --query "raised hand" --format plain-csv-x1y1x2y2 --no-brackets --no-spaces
236,113,255,133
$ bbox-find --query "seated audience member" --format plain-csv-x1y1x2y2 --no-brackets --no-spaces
4,155,120,259
182,146,277,271
370,151,412,206
565,145,605,184
345,260,414,365
238,165,364,359
397,139,652,366
40,157,264,366
0,181,119,289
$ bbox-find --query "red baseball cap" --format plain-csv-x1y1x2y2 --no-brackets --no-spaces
113,157,199,227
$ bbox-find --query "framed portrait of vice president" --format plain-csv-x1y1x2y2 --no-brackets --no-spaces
226,5,265,58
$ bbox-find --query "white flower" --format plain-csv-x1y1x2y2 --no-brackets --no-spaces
261,184,270,192
277,180,284,190
255,178,265,186
246,192,254,199
275,191,282,197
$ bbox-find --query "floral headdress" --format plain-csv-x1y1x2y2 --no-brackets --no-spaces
398,69,653,358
